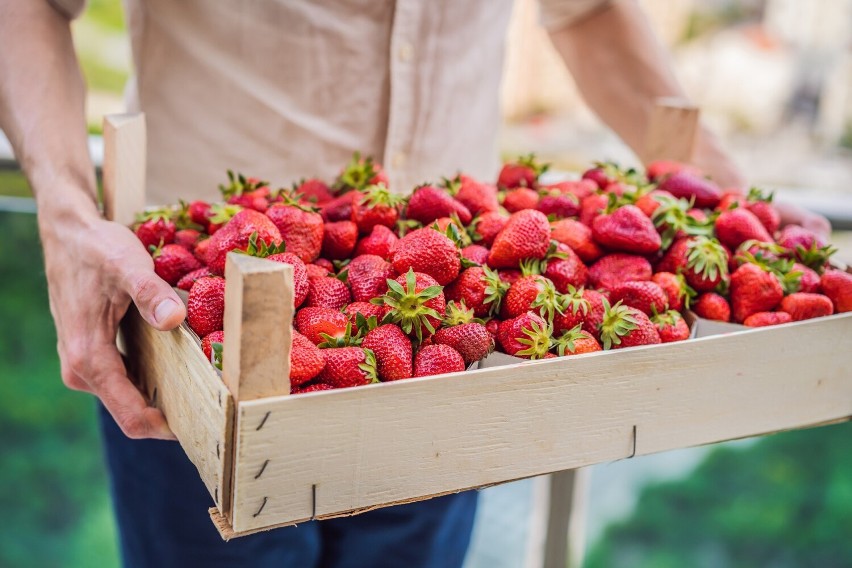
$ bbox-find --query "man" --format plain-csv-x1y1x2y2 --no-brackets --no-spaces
0,1,830,567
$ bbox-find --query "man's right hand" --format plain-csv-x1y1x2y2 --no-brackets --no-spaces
40,191,185,440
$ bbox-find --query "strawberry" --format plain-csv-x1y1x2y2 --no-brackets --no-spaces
777,225,834,270
581,166,615,189
321,192,359,222
321,220,358,260
351,184,403,234
362,324,413,381
779,293,834,321
433,323,494,366
820,269,852,313
151,243,203,286
453,175,500,215
461,244,490,265
406,185,472,226
187,276,226,338
634,189,674,218
380,269,446,341
205,209,282,275
469,211,508,247
206,203,242,235
503,273,549,319
645,160,701,182
290,331,326,386
552,325,601,356
188,200,213,230
294,307,349,345
265,202,324,263
791,262,820,293
543,244,588,293
581,289,608,338
343,301,388,325
588,253,652,290
743,311,793,327
413,344,466,377
200,330,225,367
714,207,773,250
497,312,552,359
135,210,176,249
502,188,539,213
730,263,784,323
550,218,603,263
193,238,211,263
305,276,351,310
390,227,460,286
497,155,548,189
580,194,608,226
610,281,668,316
295,178,334,205
651,310,690,343
317,347,378,389
536,192,581,219
219,171,270,212
345,254,394,301
651,272,692,312
744,188,780,235
599,301,661,349
334,153,387,193
592,204,661,255
354,224,399,259
550,286,590,335
543,179,597,201
305,263,330,279
443,266,506,318
174,229,202,250
177,267,212,292
692,292,731,322
499,269,523,286
487,210,550,269
266,252,310,308
657,237,729,293
292,382,335,395
656,171,722,209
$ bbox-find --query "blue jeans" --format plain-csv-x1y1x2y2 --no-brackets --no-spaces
98,404,478,568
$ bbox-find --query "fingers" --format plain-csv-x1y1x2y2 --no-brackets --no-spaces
121,264,186,331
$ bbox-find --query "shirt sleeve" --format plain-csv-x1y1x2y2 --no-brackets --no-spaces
538,0,612,31
46,0,86,19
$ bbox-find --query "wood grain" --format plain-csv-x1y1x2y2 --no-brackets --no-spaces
224,313,852,533
102,114,146,225
642,97,699,164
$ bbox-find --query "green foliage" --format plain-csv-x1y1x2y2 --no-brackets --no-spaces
585,422,852,568
0,170,33,198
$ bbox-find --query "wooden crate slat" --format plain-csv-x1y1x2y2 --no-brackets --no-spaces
227,313,852,533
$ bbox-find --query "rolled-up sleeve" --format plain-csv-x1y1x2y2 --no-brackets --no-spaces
46,0,86,19
539,0,612,31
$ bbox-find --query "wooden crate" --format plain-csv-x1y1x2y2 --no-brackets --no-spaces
106,114,852,540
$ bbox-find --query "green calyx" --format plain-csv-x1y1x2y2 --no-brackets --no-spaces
794,243,837,273
440,175,462,196
515,318,554,359
318,322,363,348
175,200,206,231
747,186,774,203
218,170,268,198
208,203,243,225
553,324,586,357
652,194,712,250
353,312,380,335
335,152,379,194
685,236,729,283
530,279,564,323
598,299,639,350
432,215,471,248
274,188,320,213
650,309,681,328
482,266,510,317
211,342,223,371
360,184,404,209
135,207,175,226
358,348,380,384
235,232,286,259
443,300,475,326
378,268,443,342
515,153,550,178
560,285,591,317
734,245,801,293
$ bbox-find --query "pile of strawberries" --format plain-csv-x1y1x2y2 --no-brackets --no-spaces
133,154,851,394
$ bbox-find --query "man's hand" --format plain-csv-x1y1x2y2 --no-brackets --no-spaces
40,193,185,440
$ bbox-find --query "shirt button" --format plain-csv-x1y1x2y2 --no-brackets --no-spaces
398,42,414,62
392,152,407,168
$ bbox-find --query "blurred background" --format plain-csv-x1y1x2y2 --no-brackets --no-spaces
1,0,852,566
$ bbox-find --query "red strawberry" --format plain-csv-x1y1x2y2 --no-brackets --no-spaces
321,220,358,260
592,205,661,255
219,171,270,212
497,155,548,189
744,188,780,235
599,301,662,349
657,237,729,293
354,224,399,259
305,276,351,310
362,324,413,381
779,293,834,321
487,210,550,269
497,312,552,359
634,190,675,218
351,184,403,234
499,269,523,286
295,178,334,205
730,263,784,323
413,344,466,377
502,188,539,213
343,301,388,325
406,185,472,226
292,382,335,394
174,229,202,250
135,211,176,249
290,331,326,386
200,331,225,367
335,153,388,193
206,203,242,235
580,194,609,226
651,272,691,312
305,263,330,279
380,270,446,341
791,262,820,293
777,225,825,254
205,209,282,275
543,179,597,201
321,192,358,222
443,266,507,318
581,289,608,338
651,310,690,343
187,276,226,338
152,243,203,286
743,311,793,327
392,227,460,286
314,258,334,271
657,171,722,209
645,160,701,182
193,238,211,263
581,166,614,189
543,245,588,293
188,200,213,230
454,175,500,215
433,323,494,366
295,307,350,345
714,208,773,250
552,325,601,356
550,218,603,263
503,274,549,319
610,281,669,316
461,244,490,265
177,267,212,292
346,254,394,301
266,252,310,308
550,287,591,335
820,269,852,313
536,192,581,219
317,347,378,389
588,253,653,290
470,211,508,247
692,292,731,322
265,203,324,263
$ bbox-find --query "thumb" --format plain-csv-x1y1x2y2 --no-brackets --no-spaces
122,267,187,330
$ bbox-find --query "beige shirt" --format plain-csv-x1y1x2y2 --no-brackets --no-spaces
54,0,609,203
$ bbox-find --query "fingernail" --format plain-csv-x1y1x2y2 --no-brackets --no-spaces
154,299,178,324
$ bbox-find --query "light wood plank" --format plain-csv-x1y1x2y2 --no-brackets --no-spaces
102,114,146,225
642,97,699,164
222,253,294,401
225,313,852,533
